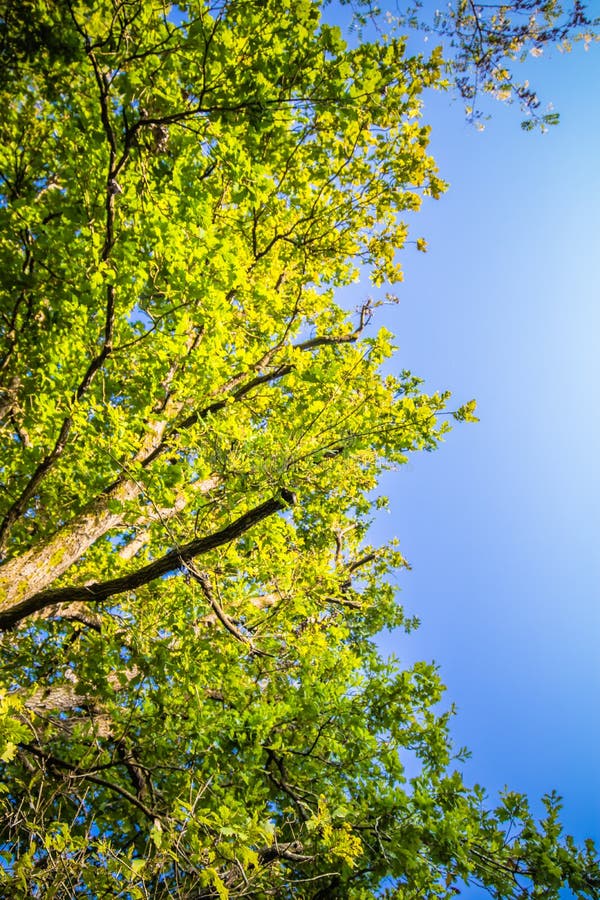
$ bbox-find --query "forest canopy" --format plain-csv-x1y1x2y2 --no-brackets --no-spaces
0,1,598,897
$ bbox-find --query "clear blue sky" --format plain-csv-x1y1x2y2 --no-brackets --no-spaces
331,5,600,881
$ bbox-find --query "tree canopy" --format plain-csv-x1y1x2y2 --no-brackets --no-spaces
0,1,597,897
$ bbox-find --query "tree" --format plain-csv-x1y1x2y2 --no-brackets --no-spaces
0,1,597,897
389,0,599,128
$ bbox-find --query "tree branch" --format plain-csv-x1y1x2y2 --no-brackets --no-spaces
144,305,371,463
23,742,157,821
186,564,255,649
0,491,295,630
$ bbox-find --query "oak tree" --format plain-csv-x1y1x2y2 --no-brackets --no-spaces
0,1,597,897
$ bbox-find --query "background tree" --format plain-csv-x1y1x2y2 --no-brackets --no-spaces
0,1,597,897
349,0,599,127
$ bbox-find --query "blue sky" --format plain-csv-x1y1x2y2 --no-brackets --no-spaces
334,10,600,880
